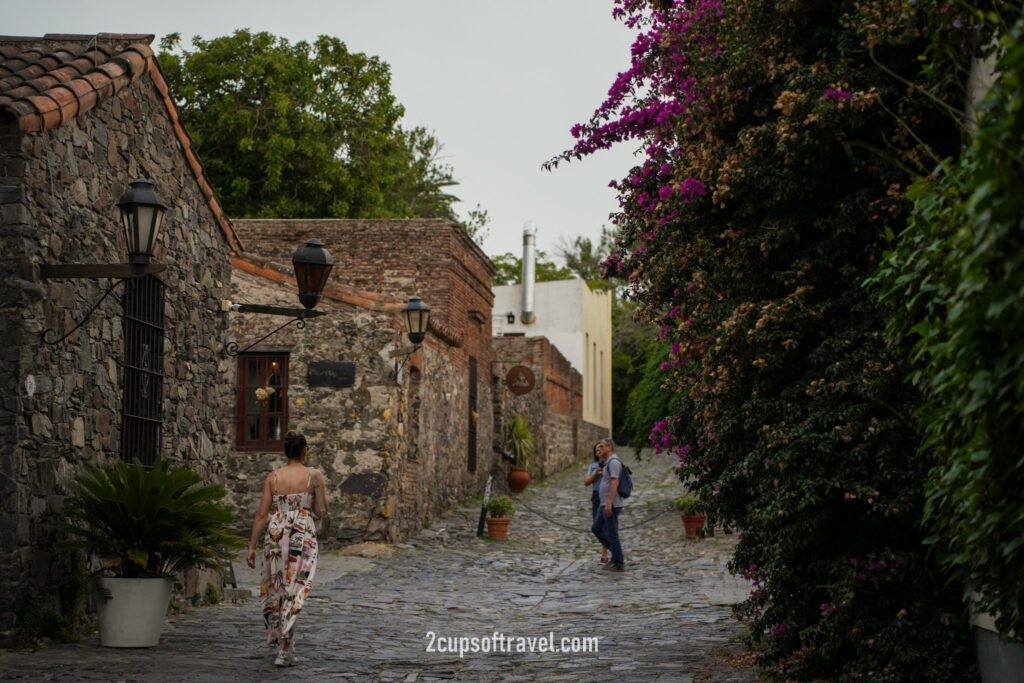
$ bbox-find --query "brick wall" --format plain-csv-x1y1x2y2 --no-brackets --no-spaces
232,218,495,371
491,336,608,489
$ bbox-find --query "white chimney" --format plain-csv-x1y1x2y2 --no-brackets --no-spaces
521,221,537,324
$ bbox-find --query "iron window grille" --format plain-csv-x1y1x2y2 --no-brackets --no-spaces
236,353,289,451
122,275,165,467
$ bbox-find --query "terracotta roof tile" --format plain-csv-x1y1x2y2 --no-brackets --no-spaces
47,85,79,124
4,99,36,120
3,84,38,100
0,33,244,256
29,73,62,91
0,34,149,133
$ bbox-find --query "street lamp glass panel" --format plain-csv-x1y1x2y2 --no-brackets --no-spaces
117,179,167,267
292,239,334,309
402,296,430,344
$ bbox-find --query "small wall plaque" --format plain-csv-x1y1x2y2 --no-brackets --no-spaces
506,365,535,395
308,361,356,388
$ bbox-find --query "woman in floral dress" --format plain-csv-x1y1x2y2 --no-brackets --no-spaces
246,431,328,667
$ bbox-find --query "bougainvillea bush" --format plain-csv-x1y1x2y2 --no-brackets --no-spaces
553,0,993,678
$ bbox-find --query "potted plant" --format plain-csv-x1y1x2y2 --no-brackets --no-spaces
674,495,707,539
61,457,243,647
485,495,516,540
505,414,535,493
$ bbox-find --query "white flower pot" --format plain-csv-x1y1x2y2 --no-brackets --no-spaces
97,577,173,647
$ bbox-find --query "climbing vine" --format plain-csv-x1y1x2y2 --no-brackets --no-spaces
870,3,1023,639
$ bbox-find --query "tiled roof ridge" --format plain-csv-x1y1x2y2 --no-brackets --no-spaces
0,33,156,44
0,39,154,132
0,34,244,255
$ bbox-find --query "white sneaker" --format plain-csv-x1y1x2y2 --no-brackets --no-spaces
274,650,294,667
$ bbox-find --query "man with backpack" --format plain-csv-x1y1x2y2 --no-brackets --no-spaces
592,438,627,572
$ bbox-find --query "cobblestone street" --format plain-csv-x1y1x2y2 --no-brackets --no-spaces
0,448,755,682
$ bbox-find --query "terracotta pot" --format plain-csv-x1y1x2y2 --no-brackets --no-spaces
681,513,707,539
486,517,511,540
508,468,531,493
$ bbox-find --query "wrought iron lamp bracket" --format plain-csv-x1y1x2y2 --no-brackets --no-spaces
224,305,326,357
39,263,167,346
395,343,422,377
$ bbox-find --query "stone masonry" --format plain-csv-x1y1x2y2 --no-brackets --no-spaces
224,218,499,545
0,35,239,633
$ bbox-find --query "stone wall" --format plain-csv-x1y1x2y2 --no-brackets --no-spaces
394,337,495,535
225,265,404,541
0,72,236,629
491,336,608,491
226,252,497,544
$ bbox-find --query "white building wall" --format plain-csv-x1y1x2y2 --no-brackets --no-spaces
582,284,612,428
493,279,612,429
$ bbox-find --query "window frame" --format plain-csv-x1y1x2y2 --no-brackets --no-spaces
235,353,289,451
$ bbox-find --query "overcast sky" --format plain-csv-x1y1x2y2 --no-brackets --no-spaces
8,1,640,262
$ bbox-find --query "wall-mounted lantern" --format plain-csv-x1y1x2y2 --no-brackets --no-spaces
117,179,167,275
395,296,431,377
224,239,334,356
292,238,334,309
401,296,430,345
40,179,169,345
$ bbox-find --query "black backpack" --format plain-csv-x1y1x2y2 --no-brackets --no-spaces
610,455,634,499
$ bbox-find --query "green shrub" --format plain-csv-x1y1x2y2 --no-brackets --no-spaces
62,457,244,578
869,9,1024,639
673,496,702,515
505,415,534,470
486,495,516,518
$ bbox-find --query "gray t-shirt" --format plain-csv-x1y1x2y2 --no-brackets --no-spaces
598,455,624,507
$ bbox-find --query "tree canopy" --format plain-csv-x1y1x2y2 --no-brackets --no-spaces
489,250,574,286
553,228,618,285
158,30,459,221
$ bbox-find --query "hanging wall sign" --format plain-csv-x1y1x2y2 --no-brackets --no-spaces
505,366,535,395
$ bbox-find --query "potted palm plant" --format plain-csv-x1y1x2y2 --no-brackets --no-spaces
485,495,516,540
506,414,535,493
61,457,243,647
674,495,707,539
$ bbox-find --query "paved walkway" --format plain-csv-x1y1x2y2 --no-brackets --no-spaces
0,448,755,682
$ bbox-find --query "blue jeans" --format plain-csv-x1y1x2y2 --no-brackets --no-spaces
592,506,623,567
